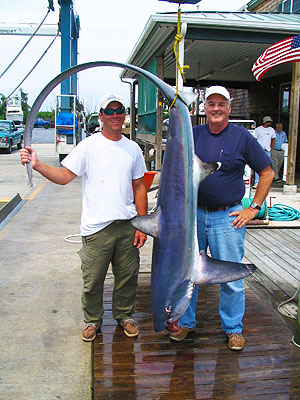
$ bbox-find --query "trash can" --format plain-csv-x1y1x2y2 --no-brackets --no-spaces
144,171,157,191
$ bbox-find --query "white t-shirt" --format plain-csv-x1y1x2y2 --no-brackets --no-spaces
254,126,276,152
61,133,147,236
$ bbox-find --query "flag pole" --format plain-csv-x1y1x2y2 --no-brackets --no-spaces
286,62,300,187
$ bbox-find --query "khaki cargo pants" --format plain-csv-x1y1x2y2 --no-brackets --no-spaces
78,220,139,325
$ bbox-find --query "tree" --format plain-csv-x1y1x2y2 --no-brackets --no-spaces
20,88,31,123
0,94,6,120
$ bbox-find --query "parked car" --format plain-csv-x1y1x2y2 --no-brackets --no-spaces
34,118,51,129
229,119,256,135
0,120,24,153
86,113,102,135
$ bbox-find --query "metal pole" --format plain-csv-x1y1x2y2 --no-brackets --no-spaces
292,289,300,348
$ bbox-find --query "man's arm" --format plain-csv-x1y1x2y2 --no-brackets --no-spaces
20,146,77,185
230,165,274,228
132,176,148,248
270,137,275,151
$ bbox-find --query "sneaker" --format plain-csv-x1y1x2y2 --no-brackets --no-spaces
81,322,100,342
170,326,196,342
119,318,139,337
252,184,257,189
227,333,245,351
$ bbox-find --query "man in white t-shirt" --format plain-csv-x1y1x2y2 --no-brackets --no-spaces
20,93,148,342
253,116,275,188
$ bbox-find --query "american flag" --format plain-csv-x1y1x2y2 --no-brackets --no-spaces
252,35,300,81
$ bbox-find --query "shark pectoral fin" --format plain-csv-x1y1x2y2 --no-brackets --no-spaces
194,155,220,187
130,206,162,238
195,250,257,285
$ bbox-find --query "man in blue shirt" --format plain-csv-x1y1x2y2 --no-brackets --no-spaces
271,122,288,182
169,86,274,351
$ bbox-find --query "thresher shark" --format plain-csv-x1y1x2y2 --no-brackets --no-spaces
23,61,256,332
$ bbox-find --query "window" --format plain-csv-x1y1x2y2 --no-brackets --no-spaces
279,0,300,12
293,0,300,12
283,0,292,12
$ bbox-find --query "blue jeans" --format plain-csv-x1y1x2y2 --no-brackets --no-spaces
255,150,270,184
178,204,246,334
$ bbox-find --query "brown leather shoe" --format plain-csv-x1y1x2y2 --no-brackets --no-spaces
227,333,245,351
81,322,100,342
170,326,196,342
119,319,139,337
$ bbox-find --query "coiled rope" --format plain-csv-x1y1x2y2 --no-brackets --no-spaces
268,204,300,221
242,198,300,221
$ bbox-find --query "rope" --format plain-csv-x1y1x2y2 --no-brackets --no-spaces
64,234,82,243
277,287,299,320
169,7,190,109
0,8,51,81
268,204,300,221
7,31,59,99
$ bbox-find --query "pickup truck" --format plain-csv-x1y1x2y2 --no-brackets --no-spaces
0,120,24,153
34,118,50,129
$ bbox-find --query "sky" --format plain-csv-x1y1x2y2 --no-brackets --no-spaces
0,0,247,112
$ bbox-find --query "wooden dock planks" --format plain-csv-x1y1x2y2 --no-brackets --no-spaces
94,276,300,399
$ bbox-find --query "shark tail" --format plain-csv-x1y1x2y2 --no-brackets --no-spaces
195,250,257,285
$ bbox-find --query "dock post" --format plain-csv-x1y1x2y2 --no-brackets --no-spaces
292,289,300,348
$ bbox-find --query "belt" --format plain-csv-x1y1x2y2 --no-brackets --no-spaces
198,201,241,212
273,149,283,151
115,219,129,224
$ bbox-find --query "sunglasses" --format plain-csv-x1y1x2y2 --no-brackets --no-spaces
102,106,125,116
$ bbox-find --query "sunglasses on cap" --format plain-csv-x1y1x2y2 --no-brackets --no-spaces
102,106,125,116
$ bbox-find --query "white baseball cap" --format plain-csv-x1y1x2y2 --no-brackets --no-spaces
100,93,125,110
205,86,231,101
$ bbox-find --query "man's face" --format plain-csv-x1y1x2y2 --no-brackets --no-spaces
276,124,283,133
204,94,231,128
99,101,126,133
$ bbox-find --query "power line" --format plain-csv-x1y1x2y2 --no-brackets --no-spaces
7,31,60,99
0,7,52,81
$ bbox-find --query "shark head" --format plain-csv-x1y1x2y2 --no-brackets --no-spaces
152,278,196,331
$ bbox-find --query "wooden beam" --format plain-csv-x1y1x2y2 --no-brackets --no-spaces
286,62,300,185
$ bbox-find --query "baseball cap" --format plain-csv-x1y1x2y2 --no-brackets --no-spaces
263,116,273,124
100,93,125,110
205,86,231,101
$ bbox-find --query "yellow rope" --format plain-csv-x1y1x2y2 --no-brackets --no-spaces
170,7,190,109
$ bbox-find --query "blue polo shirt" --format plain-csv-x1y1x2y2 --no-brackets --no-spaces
273,130,288,150
193,123,272,208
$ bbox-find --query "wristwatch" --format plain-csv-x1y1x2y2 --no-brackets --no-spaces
250,201,261,210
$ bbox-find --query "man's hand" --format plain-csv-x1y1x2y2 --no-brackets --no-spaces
133,230,147,248
230,207,259,229
20,146,38,168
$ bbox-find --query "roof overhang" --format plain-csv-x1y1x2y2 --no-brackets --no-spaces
121,11,300,86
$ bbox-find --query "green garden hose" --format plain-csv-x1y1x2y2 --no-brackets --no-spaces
268,204,300,221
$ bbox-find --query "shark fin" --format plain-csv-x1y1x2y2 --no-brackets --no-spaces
178,91,198,106
194,155,220,187
195,250,257,285
130,206,162,238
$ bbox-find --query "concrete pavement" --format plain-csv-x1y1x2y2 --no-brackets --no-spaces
1,143,300,399
0,144,156,399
